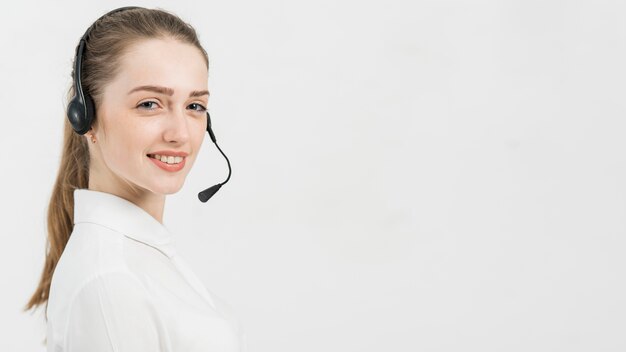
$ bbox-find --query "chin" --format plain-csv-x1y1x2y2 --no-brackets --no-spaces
150,181,185,195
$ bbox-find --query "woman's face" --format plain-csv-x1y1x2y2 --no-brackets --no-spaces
89,37,208,196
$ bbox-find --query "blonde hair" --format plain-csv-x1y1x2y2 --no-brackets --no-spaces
24,7,209,320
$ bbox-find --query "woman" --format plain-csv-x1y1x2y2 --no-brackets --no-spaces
23,6,246,351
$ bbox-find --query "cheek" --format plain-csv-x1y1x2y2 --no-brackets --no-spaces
104,124,148,167
191,116,207,144
194,127,207,153
185,124,207,167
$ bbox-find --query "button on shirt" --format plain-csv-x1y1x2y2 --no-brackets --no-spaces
46,189,247,352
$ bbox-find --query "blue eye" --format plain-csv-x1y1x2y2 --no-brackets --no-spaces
188,103,207,112
137,101,159,110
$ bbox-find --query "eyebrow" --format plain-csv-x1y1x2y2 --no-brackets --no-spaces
127,85,209,98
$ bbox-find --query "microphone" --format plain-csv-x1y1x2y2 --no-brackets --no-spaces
198,112,232,203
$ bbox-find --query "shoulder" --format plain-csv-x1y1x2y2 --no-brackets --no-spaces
67,270,155,319
58,222,128,274
63,271,168,351
48,225,128,312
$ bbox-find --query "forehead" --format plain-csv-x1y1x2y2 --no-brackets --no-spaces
111,38,208,93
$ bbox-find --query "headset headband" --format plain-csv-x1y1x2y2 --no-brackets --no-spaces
67,6,143,135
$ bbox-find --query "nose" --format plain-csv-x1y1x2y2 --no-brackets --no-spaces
163,107,191,144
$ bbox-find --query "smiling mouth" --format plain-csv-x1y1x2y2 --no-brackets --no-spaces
147,154,187,172
147,154,185,165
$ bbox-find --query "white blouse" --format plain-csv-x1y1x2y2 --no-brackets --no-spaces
46,189,247,352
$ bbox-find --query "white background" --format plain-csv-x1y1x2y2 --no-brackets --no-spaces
2,0,625,351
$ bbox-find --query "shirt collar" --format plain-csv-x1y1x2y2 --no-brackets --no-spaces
73,188,177,259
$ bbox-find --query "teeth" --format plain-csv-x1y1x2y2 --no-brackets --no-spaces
150,154,183,164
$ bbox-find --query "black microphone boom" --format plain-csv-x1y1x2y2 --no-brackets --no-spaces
198,112,232,203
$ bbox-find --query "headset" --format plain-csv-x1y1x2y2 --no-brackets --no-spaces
67,6,231,203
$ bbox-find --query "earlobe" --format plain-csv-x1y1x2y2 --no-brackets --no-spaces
86,132,97,144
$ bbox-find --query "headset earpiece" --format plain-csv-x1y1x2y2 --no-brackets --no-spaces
67,96,92,135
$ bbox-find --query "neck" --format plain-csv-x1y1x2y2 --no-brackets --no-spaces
88,179,165,224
